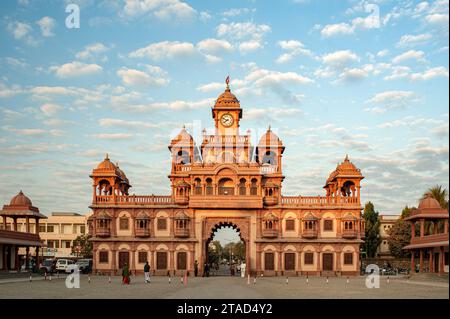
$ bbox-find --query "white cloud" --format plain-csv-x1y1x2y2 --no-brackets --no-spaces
222,8,256,17
239,40,263,54
376,49,389,57
75,43,109,60
91,133,134,140
322,50,360,68
245,107,302,120
196,38,233,54
275,40,314,63
338,68,369,82
36,16,56,37
99,118,166,129
216,22,271,40
196,82,224,92
321,23,354,37
365,90,419,112
383,66,411,81
122,0,196,21
129,41,197,60
410,67,449,80
40,103,63,116
7,21,35,44
397,33,432,48
425,13,449,25
0,83,24,98
117,66,169,88
50,61,103,78
392,50,426,64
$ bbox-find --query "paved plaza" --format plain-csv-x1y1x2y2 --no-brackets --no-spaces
0,274,448,299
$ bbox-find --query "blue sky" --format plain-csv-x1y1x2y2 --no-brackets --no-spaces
0,0,448,226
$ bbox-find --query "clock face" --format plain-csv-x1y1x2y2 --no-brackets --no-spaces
220,114,234,127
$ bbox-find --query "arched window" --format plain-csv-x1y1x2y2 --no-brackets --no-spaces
341,181,355,197
194,178,202,195
218,178,234,195
250,179,258,196
239,178,246,196
262,151,277,165
221,151,236,163
176,150,190,165
206,178,213,195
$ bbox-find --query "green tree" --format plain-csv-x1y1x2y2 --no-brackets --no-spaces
223,241,245,262
422,185,448,209
207,240,222,264
71,234,93,258
387,206,413,258
362,201,381,258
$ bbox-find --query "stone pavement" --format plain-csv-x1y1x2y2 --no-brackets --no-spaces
0,274,448,299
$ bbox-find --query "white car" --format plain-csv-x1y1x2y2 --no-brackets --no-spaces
55,259,74,272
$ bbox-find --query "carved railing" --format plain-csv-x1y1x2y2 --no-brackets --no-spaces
174,228,190,238
204,135,249,144
95,226,110,237
342,229,357,239
0,229,41,242
302,229,318,239
94,195,174,205
410,233,449,245
281,196,359,206
261,229,278,238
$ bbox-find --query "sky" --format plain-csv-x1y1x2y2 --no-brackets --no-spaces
0,0,448,230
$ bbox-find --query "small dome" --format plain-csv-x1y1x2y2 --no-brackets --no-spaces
258,127,283,146
97,154,117,170
9,190,32,206
418,196,441,210
171,127,194,144
214,88,240,108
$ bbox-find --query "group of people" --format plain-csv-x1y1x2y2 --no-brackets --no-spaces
121,261,152,285
121,259,247,284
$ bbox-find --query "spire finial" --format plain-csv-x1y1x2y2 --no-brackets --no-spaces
182,124,186,130
268,125,271,131
226,75,230,89
345,154,349,161
105,153,109,160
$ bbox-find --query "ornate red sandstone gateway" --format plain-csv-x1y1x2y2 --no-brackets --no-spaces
88,80,365,276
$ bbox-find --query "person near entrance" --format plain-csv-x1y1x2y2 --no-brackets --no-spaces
194,260,199,277
144,261,151,283
122,263,130,285
203,263,210,277
240,262,246,277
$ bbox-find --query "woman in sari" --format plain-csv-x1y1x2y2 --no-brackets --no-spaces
122,263,130,284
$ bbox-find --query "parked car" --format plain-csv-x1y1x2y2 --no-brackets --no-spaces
40,259,55,273
55,259,74,273
66,259,92,274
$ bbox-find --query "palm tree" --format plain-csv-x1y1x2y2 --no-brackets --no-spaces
422,185,448,209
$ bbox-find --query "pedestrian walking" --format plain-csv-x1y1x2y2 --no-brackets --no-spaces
122,263,130,285
194,260,199,277
144,261,151,283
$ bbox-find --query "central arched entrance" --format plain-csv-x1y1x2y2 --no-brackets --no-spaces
202,218,250,277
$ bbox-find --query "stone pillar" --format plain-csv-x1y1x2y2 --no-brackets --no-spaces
419,249,423,272
439,246,444,275
35,218,39,235
13,217,18,231
410,251,415,273
411,222,415,239
111,250,116,275
429,249,433,273
15,246,19,271
2,216,7,230
131,249,136,274
317,251,321,275
420,219,425,237
36,246,40,270
336,251,341,273
445,220,448,234
26,217,30,233
25,246,29,270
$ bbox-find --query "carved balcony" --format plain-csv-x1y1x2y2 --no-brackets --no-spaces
135,228,150,238
262,229,278,238
96,227,110,237
342,229,357,239
263,196,278,206
174,195,189,205
302,229,318,239
174,228,190,238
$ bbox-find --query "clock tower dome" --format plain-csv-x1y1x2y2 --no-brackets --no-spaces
212,76,242,135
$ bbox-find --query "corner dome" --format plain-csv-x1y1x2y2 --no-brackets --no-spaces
258,127,283,147
418,196,441,210
9,190,32,206
97,154,117,170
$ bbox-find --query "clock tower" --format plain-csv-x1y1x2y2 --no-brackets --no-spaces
211,76,242,136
